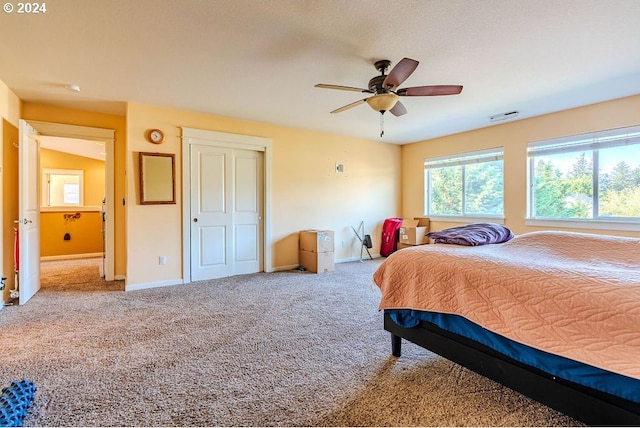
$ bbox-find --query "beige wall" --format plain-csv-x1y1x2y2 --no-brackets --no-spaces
0,81,21,302
21,103,127,276
125,103,401,287
401,94,640,238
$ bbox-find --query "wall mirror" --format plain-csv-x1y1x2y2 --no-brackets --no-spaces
139,152,176,205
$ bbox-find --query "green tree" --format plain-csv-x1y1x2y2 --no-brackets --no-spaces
534,160,572,218
600,187,640,217
465,161,503,215
608,161,634,192
429,166,462,215
566,152,593,199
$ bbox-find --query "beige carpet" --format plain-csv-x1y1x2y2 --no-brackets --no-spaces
40,257,124,292
0,258,580,427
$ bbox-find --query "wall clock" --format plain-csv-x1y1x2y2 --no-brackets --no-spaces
146,129,165,144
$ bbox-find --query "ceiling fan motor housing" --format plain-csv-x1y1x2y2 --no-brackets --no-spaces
368,75,388,93
370,59,393,93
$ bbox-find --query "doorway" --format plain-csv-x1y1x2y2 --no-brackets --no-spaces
39,135,108,287
18,120,115,303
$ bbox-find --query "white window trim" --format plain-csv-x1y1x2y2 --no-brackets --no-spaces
429,215,505,224
425,147,505,218
526,219,640,232
527,124,640,224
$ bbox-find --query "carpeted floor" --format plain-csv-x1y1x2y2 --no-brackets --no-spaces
0,258,581,426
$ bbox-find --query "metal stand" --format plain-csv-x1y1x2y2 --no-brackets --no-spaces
351,221,373,261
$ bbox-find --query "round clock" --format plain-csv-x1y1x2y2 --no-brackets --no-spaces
147,129,165,144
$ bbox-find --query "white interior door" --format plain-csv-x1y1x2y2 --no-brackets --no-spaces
18,120,41,304
190,144,262,281
232,150,263,275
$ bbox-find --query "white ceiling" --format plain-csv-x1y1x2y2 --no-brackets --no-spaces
39,136,106,161
1,0,639,145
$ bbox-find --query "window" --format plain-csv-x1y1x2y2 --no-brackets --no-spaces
425,148,504,217
41,169,84,207
528,125,640,221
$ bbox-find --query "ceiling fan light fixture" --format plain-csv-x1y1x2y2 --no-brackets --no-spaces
366,93,399,113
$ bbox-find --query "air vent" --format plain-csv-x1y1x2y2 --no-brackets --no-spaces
490,111,519,122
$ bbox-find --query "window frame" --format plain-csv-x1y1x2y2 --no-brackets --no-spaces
424,147,505,221
526,125,640,230
41,168,84,208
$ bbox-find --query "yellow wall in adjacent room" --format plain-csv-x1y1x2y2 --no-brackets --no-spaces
40,148,106,206
40,211,103,257
2,119,19,300
39,149,105,257
125,102,401,287
401,94,640,238
21,103,127,276
0,80,21,302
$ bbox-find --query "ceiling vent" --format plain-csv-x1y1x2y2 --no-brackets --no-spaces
490,111,519,122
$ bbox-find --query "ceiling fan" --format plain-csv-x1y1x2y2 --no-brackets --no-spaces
315,58,463,136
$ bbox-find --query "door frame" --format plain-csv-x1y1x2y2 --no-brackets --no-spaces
27,121,116,281
181,127,273,283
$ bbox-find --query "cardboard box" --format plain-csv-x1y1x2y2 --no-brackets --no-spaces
398,218,430,245
299,230,334,253
299,250,335,273
398,242,430,250
413,217,430,228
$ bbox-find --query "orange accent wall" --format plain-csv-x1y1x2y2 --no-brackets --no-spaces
40,211,103,257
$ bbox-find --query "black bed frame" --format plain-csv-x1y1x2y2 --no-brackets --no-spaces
384,312,640,426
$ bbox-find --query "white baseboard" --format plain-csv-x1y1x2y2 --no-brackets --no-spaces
41,252,104,261
125,279,183,292
273,254,381,272
335,254,381,263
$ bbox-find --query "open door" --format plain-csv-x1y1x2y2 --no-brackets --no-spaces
18,120,40,304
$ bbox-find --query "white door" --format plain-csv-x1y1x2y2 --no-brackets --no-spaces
190,144,262,281
18,120,41,304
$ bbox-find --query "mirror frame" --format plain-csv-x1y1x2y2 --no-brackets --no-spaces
139,152,176,205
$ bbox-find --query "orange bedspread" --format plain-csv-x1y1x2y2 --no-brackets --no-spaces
373,231,640,380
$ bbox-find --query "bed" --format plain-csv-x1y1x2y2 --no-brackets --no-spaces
373,228,640,425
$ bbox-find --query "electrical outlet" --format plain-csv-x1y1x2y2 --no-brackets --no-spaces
159,256,167,265
335,162,345,173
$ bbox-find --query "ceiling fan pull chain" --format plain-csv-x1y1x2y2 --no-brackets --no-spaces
380,112,385,138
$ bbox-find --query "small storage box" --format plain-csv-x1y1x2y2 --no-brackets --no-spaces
299,230,334,253
398,218,430,245
299,250,335,273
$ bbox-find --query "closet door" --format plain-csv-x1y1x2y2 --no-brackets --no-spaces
189,144,262,281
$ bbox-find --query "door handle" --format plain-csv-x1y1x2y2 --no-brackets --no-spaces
14,219,32,224
193,218,198,223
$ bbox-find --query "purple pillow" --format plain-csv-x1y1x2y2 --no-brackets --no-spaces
426,223,514,246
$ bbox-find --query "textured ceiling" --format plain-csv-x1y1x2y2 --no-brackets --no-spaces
1,0,639,144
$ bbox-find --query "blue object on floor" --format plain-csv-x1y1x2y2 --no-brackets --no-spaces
0,380,37,427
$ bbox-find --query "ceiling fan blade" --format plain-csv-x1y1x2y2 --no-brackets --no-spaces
382,58,419,89
315,84,371,93
330,98,368,114
397,85,463,96
390,101,407,117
